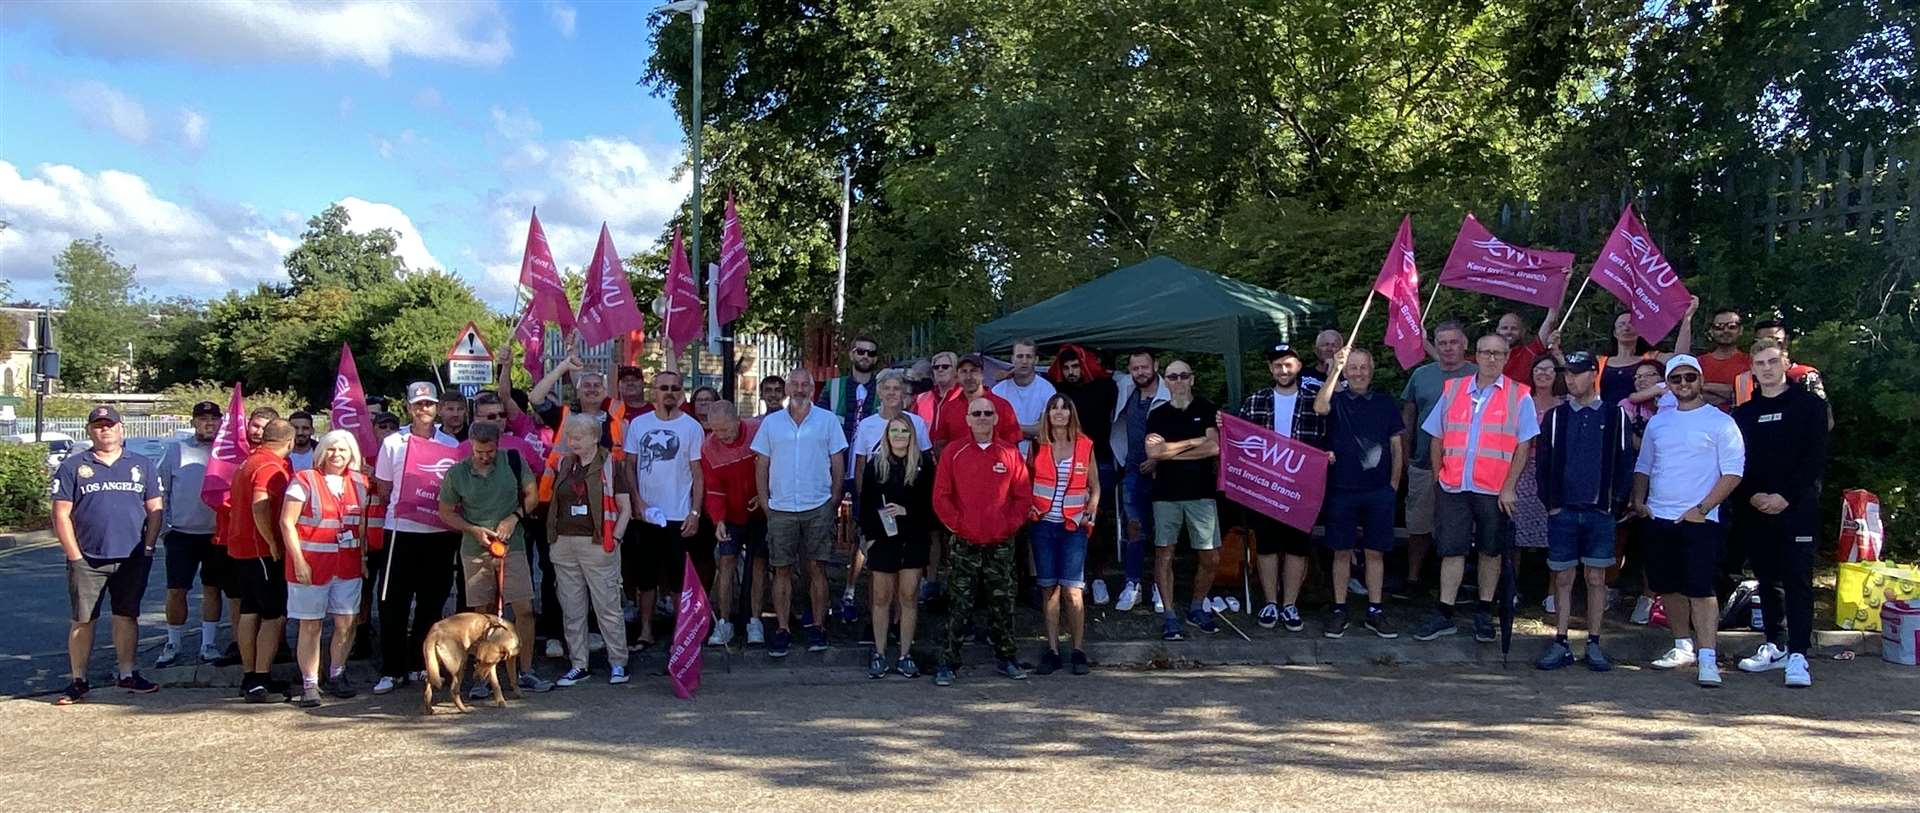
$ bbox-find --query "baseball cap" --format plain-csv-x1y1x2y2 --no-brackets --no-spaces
1562,351,1596,374
191,400,223,419
616,365,645,382
1664,354,1702,377
406,381,439,405
955,353,985,370
1265,342,1302,362
87,405,122,426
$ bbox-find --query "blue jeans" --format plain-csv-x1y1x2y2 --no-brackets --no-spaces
1120,466,1154,583
1547,507,1617,571
1031,521,1090,589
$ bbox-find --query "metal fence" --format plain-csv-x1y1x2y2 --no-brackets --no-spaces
0,415,185,439
528,328,805,416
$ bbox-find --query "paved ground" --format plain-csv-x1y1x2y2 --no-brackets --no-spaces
2,662,1915,811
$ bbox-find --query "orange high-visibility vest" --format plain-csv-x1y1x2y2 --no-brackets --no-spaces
286,469,368,584
1732,372,1755,406
1436,375,1530,494
1029,435,1095,531
539,404,627,501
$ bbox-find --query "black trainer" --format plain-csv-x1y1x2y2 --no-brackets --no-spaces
1069,649,1091,675
1323,608,1349,639
1035,650,1063,676
1365,610,1398,639
54,677,90,706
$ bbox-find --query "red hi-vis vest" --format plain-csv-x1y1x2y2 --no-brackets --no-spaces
1436,375,1531,494
552,452,621,553
1029,435,1095,531
287,469,369,585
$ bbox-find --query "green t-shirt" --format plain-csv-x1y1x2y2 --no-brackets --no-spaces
439,457,529,557
1399,361,1477,470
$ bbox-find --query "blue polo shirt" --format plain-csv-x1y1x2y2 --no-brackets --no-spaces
52,447,162,559
1557,398,1609,508
1327,389,1405,491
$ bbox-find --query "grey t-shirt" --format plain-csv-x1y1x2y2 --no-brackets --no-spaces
1400,361,1477,470
158,437,217,534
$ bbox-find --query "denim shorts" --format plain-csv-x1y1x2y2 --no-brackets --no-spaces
1031,521,1089,589
1546,507,1616,571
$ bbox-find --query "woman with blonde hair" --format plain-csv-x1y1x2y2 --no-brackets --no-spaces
1029,394,1099,675
278,430,370,707
545,413,637,687
857,413,935,678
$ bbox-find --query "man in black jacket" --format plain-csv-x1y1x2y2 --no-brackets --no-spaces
1731,339,1830,688
1532,352,1634,671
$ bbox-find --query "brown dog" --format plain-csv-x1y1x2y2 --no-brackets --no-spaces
420,612,522,714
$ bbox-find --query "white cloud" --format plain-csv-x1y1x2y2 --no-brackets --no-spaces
547,3,577,37
64,80,150,144
490,106,542,142
179,109,209,150
0,160,297,297
336,196,444,272
4,0,513,71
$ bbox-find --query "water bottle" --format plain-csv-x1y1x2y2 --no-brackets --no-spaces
879,505,899,537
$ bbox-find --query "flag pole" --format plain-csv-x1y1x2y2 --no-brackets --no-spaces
1420,280,1442,326
1554,274,1594,337
1343,290,1378,352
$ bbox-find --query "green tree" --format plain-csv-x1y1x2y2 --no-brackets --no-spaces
282,203,407,292
52,236,145,391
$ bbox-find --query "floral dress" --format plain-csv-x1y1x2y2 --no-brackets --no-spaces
1512,396,1562,549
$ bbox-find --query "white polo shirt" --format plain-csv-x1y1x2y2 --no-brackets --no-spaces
749,403,849,513
374,427,459,533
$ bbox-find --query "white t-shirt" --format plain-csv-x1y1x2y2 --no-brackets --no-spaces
622,411,704,521
750,403,849,512
1272,390,1299,436
1633,404,1745,521
284,473,347,503
850,412,931,477
374,428,459,533
992,375,1057,455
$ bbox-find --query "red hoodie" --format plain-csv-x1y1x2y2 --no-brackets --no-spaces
934,438,1030,545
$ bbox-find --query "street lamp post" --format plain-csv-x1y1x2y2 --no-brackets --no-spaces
655,0,730,398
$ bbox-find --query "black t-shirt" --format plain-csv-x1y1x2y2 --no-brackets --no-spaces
1327,390,1404,491
1057,377,1119,465
1146,397,1218,501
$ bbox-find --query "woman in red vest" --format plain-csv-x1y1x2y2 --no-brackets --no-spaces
857,414,936,679
278,430,370,707
1028,394,1100,676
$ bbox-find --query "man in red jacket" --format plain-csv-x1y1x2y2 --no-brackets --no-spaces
933,396,1031,686
930,355,1022,451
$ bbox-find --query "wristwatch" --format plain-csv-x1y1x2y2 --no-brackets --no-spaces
1693,503,1711,516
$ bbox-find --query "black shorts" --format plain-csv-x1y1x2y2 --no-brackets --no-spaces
865,531,931,574
1245,509,1315,557
68,554,152,622
1435,490,1511,557
217,545,247,602
1645,517,1726,599
163,531,221,591
233,556,289,620
622,520,688,593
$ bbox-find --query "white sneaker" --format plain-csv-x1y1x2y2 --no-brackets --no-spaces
199,644,222,662
1784,653,1812,688
1652,645,1697,670
1151,584,1165,614
1630,595,1654,625
1604,588,1620,611
1542,594,1557,615
1206,596,1227,613
1738,642,1788,673
408,670,426,683
588,633,606,652
1114,581,1141,612
608,666,630,685
1090,579,1110,606
155,641,180,667
746,618,766,645
1348,577,1367,597
544,639,564,659
1697,655,1722,688
372,676,398,695
707,620,734,647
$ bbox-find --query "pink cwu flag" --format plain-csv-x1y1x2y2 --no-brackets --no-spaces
668,552,713,699
1216,414,1331,534
573,224,646,348
518,208,576,335
1589,205,1693,344
1372,216,1426,370
331,344,379,462
664,226,703,350
199,383,249,511
513,301,545,382
714,192,751,326
393,434,466,530
1438,214,1575,308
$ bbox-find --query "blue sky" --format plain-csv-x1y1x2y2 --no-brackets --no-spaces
0,0,691,310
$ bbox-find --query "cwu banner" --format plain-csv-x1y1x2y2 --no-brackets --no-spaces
1216,414,1330,534
1438,214,1575,308
668,552,713,700
1588,204,1692,344
199,382,250,511
331,343,380,462
393,434,466,530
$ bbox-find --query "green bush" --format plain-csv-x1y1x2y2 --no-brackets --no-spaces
157,381,314,421
0,444,50,530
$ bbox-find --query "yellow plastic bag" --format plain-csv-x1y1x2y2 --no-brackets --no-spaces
1835,561,1920,631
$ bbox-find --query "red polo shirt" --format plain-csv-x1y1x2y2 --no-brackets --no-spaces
224,449,291,560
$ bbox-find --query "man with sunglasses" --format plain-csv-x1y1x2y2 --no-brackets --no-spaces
1697,307,1748,410
1630,355,1745,688
1415,335,1539,644
932,396,1032,685
820,336,884,443
622,369,705,650
1145,360,1223,640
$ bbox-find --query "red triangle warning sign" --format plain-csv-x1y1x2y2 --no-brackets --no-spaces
446,322,492,361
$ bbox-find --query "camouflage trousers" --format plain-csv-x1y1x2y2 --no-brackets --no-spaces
943,540,1019,667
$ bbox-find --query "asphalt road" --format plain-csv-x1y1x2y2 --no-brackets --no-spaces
2,662,1915,812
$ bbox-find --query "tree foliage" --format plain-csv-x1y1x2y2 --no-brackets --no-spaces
52,236,145,391
282,203,407,292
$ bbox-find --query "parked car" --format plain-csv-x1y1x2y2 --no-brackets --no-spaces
3,431,76,470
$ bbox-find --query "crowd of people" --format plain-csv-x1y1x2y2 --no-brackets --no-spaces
47,295,1834,705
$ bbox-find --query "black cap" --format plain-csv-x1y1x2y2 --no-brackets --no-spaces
1562,351,1597,374
87,405,122,426
1265,343,1302,362
191,401,222,419
955,353,985,370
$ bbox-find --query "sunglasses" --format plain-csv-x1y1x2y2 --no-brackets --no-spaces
1164,372,1194,380
658,384,684,392
932,363,953,370
968,410,997,417
851,348,877,357
1711,322,1741,329
1666,372,1701,384
1477,349,1508,356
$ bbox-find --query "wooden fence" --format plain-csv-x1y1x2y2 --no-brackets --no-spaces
1745,144,1919,252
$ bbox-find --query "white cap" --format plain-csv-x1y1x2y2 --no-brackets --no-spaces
1664,354,1701,377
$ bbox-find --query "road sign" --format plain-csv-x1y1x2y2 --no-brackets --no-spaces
447,322,493,385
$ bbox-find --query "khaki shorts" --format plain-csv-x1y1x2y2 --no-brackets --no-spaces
1152,499,1221,551
1406,466,1439,536
463,550,534,609
767,503,837,568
